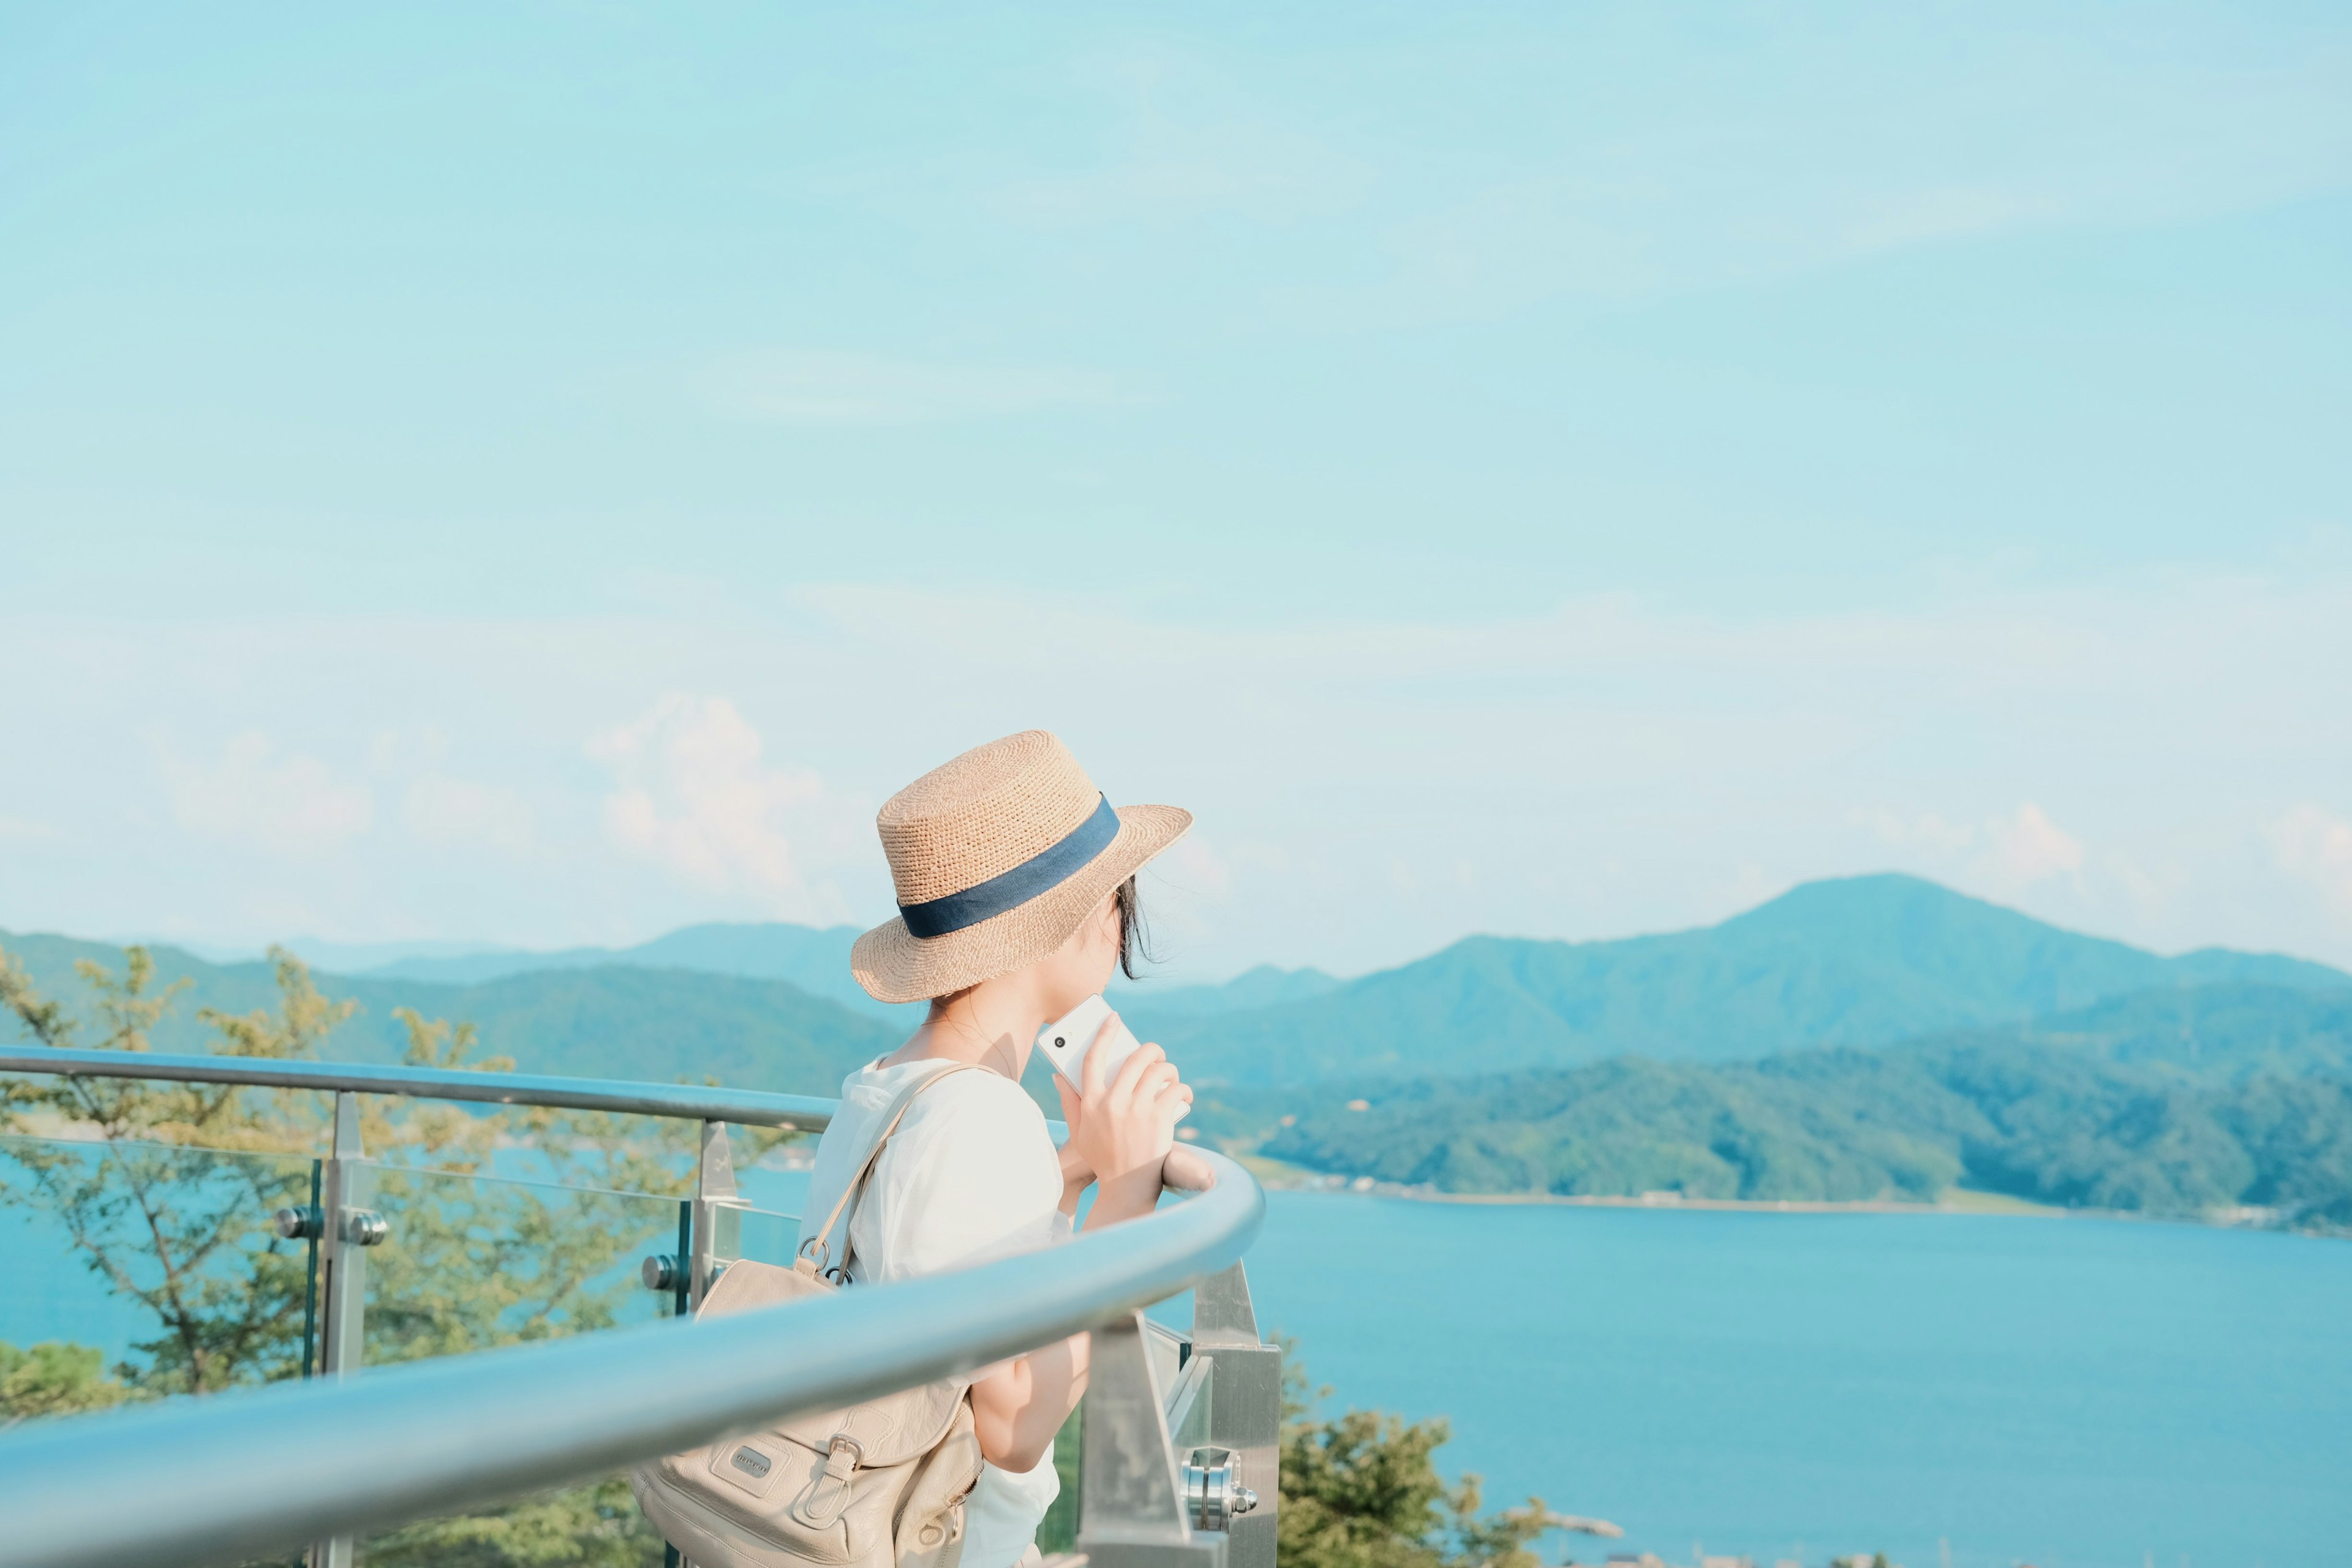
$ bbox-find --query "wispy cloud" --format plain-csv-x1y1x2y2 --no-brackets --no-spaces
402,774,535,856
587,695,864,919
1986,802,2087,890
704,350,1126,426
2272,804,2352,911
159,733,374,857
1858,801,2087,895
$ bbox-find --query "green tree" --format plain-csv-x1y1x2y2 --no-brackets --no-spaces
0,1339,130,1422
1,943,684,1565
355,1008,696,1366
0,945,328,1392
1280,1351,1552,1568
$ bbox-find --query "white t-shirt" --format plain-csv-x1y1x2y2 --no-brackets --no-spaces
797,1057,1070,1568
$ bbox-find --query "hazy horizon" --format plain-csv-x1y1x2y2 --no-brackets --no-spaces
34,869,2348,990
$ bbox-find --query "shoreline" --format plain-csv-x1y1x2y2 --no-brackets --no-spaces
1234,1156,2062,1215
1232,1158,2339,1232
1267,1180,2018,1216
1390,1188,1975,1215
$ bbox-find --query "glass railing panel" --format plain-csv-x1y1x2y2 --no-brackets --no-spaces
359,1166,686,1368
729,1202,804,1269
729,1159,809,1270
352,1166,688,1562
0,1133,320,1408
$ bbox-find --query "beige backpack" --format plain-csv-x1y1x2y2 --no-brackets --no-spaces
632,1064,989,1568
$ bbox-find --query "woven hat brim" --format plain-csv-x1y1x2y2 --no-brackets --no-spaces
850,804,1193,1005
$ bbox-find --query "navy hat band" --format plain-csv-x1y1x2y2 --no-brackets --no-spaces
897,794,1122,940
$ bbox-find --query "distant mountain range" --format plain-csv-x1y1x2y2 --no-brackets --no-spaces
1182,978,2352,1208
353,923,905,1020
6,873,2345,1101
10,875,2351,1224
1136,875,2348,1085
333,923,1343,1030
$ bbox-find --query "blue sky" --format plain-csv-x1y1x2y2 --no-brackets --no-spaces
2,2,2349,978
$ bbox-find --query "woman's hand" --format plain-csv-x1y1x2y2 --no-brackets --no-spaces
1063,1014,1193,1224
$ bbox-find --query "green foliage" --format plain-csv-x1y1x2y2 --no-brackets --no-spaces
362,1476,663,1568
1036,1402,1085,1553
352,1008,712,1369
1253,1039,2352,1225
1,946,329,1392
0,943,675,1560
1934,981,2352,1082
1279,1351,1551,1568
0,1340,130,1421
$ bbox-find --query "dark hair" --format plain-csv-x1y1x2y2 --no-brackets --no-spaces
1114,875,1154,981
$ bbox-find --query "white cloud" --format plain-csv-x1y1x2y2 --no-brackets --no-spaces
0,815,59,845
1985,802,2087,889
704,350,1123,426
1861,801,2087,895
402,774,535,855
588,695,858,910
2272,805,2352,909
160,733,374,856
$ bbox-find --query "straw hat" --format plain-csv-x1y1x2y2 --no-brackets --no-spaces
850,731,1192,1004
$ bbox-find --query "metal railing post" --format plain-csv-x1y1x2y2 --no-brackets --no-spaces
689,1120,745,1309
1080,1311,1227,1568
673,1120,748,1568
1189,1264,1280,1568
307,1090,380,1568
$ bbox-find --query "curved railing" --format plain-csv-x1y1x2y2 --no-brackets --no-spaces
0,1050,1275,1568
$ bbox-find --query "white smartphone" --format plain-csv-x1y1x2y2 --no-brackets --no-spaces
1035,994,1188,1121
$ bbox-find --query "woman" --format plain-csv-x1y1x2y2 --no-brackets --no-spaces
797,729,1196,1568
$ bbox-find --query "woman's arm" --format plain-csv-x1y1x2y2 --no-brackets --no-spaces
968,1026,1189,1471
970,1330,1088,1472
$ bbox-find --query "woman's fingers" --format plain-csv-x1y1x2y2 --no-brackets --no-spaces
1108,1038,1165,1101
1054,1072,1084,1125
1134,1060,1182,1102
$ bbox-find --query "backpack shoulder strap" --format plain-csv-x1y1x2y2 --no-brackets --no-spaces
798,1060,988,1279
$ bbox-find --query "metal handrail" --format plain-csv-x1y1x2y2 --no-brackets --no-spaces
0,1042,1214,1190
0,1053,1261,1568
0,1046,837,1129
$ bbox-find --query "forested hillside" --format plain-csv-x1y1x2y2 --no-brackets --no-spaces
1221,1039,2352,1226
1913,982,2352,1082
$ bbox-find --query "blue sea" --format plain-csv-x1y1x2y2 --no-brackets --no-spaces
1220,1194,2352,1568
8,1176,2348,1568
